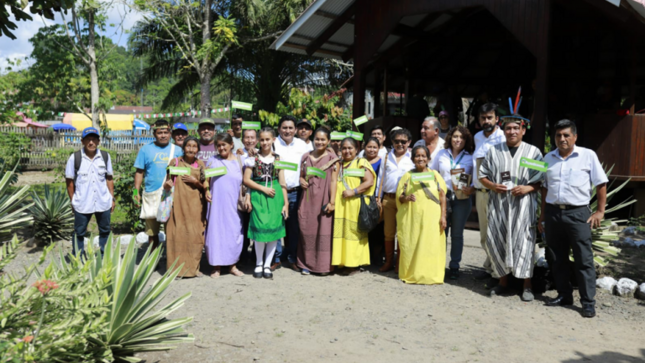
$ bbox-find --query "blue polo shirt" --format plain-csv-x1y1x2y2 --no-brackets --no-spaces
65,148,113,214
134,142,183,192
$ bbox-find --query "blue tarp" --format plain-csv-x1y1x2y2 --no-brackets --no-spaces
51,123,76,131
133,119,150,130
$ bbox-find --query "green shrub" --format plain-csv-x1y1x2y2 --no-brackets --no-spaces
112,152,143,233
0,235,193,362
0,167,33,241
29,185,74,245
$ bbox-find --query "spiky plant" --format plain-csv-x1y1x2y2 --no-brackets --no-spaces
29,186,74,245
0,165,33,241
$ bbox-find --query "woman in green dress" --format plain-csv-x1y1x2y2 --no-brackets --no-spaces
243,126,289,279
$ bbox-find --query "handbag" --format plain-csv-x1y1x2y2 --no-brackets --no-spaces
343,159,379,232
140,144,175,219
156,158,179,223
236,156,250,212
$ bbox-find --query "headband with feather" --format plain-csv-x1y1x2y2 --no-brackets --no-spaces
500,86,531,128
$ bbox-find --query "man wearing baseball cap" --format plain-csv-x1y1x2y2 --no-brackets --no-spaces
172,123,188,147
197,118,217,161
437,110,451,139
65,127,114,254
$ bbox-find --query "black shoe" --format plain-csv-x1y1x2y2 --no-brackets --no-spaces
263,267,273,279
581,304,596,318
489,284,509,297
253,265,263,279
449,269,460,280
546,295,574,307
474,271,492,280
485,277,499,290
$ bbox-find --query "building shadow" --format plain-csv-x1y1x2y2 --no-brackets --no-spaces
561,349,645,363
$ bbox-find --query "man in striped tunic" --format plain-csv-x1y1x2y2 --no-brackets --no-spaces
478,114,544,301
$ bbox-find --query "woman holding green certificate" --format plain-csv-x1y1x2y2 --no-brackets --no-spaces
332,137,376,276
204,133,246,278
396,145,448,285
243,126,289,279
164,136,207,278
297,128,339,275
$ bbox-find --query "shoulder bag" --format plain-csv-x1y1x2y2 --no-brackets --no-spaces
141,143,175,219
348,159,379,232
156,157,178,222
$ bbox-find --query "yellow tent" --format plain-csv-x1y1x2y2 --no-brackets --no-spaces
65,113,134,131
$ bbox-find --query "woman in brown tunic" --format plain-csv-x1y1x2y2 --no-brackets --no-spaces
164,136,207,277
296,128,339,275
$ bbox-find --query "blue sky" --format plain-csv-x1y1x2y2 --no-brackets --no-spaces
0,3,143,70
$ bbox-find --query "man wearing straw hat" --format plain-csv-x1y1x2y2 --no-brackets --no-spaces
478,90,545,302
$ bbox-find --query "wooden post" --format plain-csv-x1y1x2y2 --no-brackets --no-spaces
383,68,388,117
629,37,636,115
533,0,551,152
352,67,366,129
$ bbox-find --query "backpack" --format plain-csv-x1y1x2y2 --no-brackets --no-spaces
73,149,109,186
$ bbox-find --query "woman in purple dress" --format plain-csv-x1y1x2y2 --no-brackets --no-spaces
205,133,248,278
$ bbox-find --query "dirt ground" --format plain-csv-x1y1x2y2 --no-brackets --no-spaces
13,171,59,186
5,230,644,363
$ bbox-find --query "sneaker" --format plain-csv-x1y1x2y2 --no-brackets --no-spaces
489,284,509,297
301,269,311,275
449,269,460,280
521,288,534,302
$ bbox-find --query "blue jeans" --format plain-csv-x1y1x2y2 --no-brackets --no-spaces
282,190,300,264
72,209,111,254
446,197,472,270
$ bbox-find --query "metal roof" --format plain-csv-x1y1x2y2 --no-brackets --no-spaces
270,0,355,60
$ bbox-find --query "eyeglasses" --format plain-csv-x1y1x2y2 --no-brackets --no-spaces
393,139,408,145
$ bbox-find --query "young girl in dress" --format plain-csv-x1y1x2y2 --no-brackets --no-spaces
243,126,289,279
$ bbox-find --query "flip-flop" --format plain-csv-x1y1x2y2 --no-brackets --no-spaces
230,268,245,277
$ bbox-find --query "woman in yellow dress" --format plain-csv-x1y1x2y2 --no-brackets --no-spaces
396,145,448,284
332,137,376,276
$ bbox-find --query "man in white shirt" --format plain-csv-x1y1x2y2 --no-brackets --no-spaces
273,115,309,270
378,128,415,272
413,117,445,161
358,125,389,159
65,127,115,254
472,102,505,284
297,119,314,152
539,119,607,318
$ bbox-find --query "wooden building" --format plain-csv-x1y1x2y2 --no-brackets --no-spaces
271,0,645,215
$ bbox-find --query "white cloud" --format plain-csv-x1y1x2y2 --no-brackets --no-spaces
0,2,143,71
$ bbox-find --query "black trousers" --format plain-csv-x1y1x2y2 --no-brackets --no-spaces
545,204,596,305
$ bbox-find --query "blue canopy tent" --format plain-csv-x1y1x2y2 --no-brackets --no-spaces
51,123,76,131
133,119,150,130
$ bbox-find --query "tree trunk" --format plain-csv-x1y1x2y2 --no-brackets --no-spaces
200,0,212,117
88,10,100,129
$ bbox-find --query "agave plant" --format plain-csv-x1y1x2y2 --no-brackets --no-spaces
29,186,74,245
0,166,33,241
0,234,20,273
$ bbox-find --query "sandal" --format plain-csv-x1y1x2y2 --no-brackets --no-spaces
230,267,245,277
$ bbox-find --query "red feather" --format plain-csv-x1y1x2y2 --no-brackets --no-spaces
513,86,522,114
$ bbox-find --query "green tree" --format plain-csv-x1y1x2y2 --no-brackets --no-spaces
0,0,73,39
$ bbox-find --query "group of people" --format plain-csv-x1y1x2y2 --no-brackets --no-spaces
65,101,607,318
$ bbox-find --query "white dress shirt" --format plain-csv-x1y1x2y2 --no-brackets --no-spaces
543,145,608,206
413,137,445,161
304,140,314,152
472,127,505,188
273,136,309,189
378,149,415,196
430,148,473,191
65,148,113,214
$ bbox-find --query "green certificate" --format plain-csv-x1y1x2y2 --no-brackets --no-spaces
411,172,435,183
306,167,326,179
231,100,253,111
241,121,261,130
346,131,364,141
275,161,298,171
520,157,548,172
353,115,369,126
168,166,191,176
344,168,365,178
330,131,345,140
204,167,227,178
